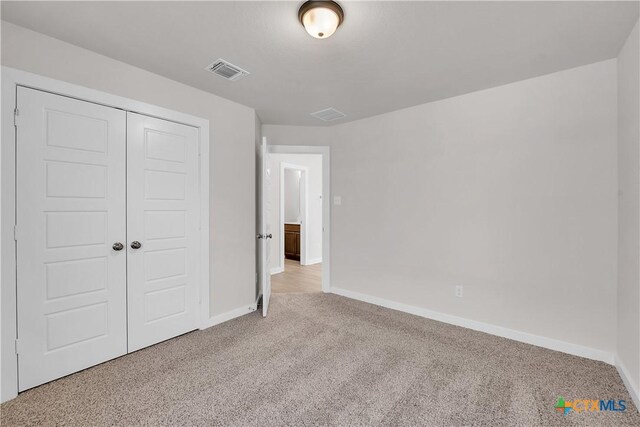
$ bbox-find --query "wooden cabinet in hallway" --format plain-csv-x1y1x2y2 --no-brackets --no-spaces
284,223,301,260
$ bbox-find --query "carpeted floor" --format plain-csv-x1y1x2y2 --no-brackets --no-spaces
1,293,638,426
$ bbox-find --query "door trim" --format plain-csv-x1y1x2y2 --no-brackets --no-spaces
1,67,211,402
279,162,309,269
267,145,331,293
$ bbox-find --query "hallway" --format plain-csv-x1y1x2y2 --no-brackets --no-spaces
272,259,322,293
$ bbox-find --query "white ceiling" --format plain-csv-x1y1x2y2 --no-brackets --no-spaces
2,1,638,126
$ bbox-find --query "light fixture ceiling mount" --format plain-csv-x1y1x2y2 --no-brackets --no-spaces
298,1,344,39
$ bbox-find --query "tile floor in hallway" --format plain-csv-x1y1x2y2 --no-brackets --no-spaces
271,259,321,293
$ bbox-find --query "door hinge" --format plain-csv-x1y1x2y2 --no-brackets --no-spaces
13,225,18,241
15,339,20,355
13,108,19,127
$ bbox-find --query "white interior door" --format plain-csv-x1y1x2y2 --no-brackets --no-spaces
16,87,127,391
126,112,200,352
259,137,272,316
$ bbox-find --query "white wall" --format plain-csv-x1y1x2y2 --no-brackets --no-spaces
284,170,302,223
617,20,640,398
0,22,257,318
268,154,323,271
264,59,618,355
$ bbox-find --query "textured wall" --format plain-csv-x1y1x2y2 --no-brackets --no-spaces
617,20,640,396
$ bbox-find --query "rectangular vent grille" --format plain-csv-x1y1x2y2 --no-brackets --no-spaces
310,107,346,122
206,59,250,81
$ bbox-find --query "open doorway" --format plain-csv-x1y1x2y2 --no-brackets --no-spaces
282,164,307,264
269,153,324,293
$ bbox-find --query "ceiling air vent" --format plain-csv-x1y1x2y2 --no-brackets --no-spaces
206,59,250,81
310,107,346,122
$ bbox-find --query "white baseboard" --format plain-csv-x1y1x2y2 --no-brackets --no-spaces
615,356,640,412
200,304,257,329
270,266,284,275
303,257,322,266
330,287,614,365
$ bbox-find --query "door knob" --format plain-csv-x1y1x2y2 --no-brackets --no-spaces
266,234,272,239
112,242,124,251
130,241,142,249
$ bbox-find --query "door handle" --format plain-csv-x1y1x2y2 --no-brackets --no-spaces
130,241,142,249
112,242,124,251
257,234,273,239
266,234,272,239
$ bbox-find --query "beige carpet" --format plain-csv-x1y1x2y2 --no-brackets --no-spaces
1,293,638,426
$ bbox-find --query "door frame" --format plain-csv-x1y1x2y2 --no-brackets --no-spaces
267,145,331,293
279,162,309,269
1,67,211,402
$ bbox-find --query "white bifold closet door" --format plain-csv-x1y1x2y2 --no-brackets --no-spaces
126,112,200,352
16,87,128,391
16,88,200,391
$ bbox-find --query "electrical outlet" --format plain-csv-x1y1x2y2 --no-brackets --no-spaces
455,285,463,298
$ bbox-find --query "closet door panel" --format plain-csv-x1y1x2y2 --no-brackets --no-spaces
16,87,127,391
126,113,199,352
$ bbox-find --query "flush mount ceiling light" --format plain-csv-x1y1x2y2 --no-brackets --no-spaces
298,1,344,39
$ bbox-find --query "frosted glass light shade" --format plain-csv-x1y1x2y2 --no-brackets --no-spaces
302,7,340,39
298,1,344,39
